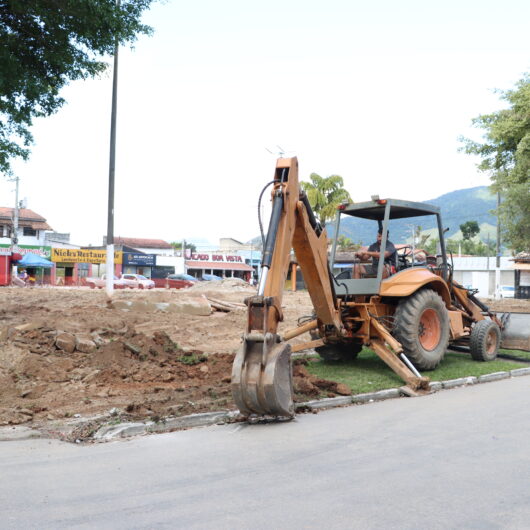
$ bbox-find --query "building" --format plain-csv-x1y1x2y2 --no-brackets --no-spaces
0,207,54,285
0,207,52,250
98,237,183,286
108,237,174,256
184,238,258,281
511,252,530,299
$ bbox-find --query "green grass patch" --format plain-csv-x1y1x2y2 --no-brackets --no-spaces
305,349,524,395
499,348,530,361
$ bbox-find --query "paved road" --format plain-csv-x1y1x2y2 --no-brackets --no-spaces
1,377,530,529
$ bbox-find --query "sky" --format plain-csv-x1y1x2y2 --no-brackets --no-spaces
1,0,529,249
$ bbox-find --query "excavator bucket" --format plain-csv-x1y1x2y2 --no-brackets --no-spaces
231,337,294,418
498,312,530,351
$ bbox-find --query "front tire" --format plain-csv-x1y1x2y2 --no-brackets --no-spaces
470,320,500,361
393,288,450,370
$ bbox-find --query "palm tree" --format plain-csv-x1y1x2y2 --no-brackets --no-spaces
300,173,352,225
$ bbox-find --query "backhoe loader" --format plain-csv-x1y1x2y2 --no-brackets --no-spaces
231,157,529,418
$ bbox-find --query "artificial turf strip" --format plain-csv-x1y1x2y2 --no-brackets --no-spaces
304,349,525,395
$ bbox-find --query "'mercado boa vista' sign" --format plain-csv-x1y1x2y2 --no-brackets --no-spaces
187,253,243,262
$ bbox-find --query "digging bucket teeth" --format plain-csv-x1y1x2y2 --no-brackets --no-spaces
498,312,530,351
231,335,294,418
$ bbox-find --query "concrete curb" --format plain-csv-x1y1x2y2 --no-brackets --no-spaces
510,367,530,377
442,376,477,389
477,371,510,383
2,366,529,443
94,411,238,441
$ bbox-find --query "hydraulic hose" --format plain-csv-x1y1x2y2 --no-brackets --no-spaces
261,188,284,269
300,191,322,237
257,180,278,250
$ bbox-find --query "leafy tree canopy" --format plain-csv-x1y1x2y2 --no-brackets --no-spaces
459,221,480,241
0,0,156,175
300,172,352,225
336,234,360,252
460,73,530,252
170,241,197,254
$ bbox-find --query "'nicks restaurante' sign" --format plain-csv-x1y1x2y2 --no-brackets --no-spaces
51,248,122,264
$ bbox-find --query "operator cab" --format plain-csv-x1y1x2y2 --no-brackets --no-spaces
330,198,449,296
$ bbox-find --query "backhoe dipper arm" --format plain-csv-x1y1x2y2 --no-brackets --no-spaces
231,157,341,417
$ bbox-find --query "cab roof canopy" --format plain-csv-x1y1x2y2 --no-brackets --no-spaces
340,199,441,221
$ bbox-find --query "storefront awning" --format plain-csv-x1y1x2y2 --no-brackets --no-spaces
186,261,253,271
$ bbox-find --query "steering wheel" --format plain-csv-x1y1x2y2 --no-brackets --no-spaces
398,245,413,268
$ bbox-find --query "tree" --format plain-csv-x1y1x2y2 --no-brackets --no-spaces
170,241,197,254
0,0,155,176
459,221,480,241
460,74,530,252
300,172,352,225
336,235,360,252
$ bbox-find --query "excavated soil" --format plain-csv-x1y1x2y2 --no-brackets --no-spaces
0,281,338,435
1,283,528,438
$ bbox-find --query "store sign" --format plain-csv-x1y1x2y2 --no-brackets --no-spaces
123,252,156,266
51,248,122,264
187,253,243,263
0,244,51,257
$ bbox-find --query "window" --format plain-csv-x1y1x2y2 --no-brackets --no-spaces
23,227,37,236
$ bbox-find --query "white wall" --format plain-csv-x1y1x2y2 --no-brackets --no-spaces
156,255,185,274
133,246,174,256
0,229,46,247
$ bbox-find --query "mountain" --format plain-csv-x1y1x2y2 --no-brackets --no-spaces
334,186,497,246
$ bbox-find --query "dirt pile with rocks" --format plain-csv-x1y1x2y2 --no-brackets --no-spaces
0,285,336,431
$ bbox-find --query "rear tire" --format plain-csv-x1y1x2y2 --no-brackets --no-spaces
393,289,450,370
470,320,500,361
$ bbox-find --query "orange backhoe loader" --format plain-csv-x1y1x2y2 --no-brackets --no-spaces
231,157,528,418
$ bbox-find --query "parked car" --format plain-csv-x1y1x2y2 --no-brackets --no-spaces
86,274,126,289
201,274,222,281
166,273,199,289
122,273,155,289
499,285,515,298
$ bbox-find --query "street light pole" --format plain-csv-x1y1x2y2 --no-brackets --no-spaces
106,0,120,297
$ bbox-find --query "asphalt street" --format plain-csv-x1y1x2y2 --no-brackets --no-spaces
1,376,529,529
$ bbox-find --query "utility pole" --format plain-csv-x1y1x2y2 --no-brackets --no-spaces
495,191,501,299
11,176,20,276
106,0,120,298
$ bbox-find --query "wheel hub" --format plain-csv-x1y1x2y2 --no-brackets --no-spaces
419,308,441,351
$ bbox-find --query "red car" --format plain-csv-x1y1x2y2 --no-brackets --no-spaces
166,273,199,289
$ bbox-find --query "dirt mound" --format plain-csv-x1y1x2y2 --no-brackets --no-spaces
1,325,241,426
0,287,327,431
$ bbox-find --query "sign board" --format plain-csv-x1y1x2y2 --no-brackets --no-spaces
0,244,51,257
187,253,243,263
122,252,156,266
51,248,122,264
